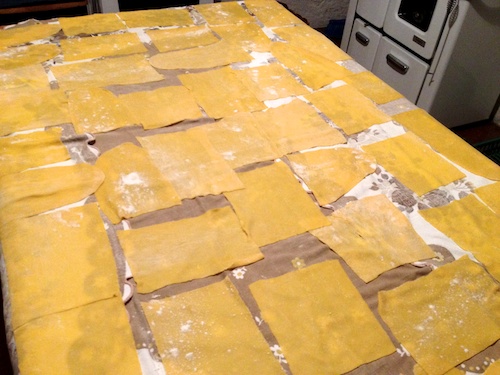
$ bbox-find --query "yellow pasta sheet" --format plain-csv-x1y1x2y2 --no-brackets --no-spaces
0,164,104,229
60,33,147,62
2,203,120,330
68,87,133,134
118,86,203,129
305,84,392,135
149,39,252,70
250,260,395,374
311,195,435,282
234,62,309,101
138,129,243,199
286,147,375,205
147,25,218,53
343,71,403,104
245,0,304,27
95,142,181,224
179,66,266,119
0,44,60,69
271,42,352,90
118,207,263,293
211,22,272,52
393,109,500,181
378,257,500,375
118,8,193,28
0,22,61,48
273,24,351,62
51,54,164,92
474,182,500,215
0,88,69,136
419,194,500,281
142,278,283,375
0,128,70,178
252,99,346,155
224,162,330,246
192,112,280,168
14,297,142,375
59,13,125,36
363,132,466,196
195,2,254,25
0,64,49,92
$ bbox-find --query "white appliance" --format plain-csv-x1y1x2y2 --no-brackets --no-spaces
341,0,500,128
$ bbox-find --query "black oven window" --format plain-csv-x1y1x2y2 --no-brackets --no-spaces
398,0,438,32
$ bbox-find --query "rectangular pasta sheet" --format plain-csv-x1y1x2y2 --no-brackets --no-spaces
118,8,194,28
95,142,181,224
0,64,49,92
195,2,254,25
51,54,164,92
419,194,500,281
250,260,395,374
245,0,304,27
311,195,435,282
305,84,392,135
59,13,125,36
210,22,272,52
141,278,283,375
14,297,142,375
378,257,500,375
363,132,466,196
117,207,263,293
147,25,218,53
138,129,243,199
224,162,330,246
1,203,120,330
0,23,61,48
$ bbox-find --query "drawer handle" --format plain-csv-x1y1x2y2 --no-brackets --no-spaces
386,54,409,75
355,31,370,46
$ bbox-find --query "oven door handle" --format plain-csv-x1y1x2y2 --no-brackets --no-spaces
386,54,409,75
355,31,370,46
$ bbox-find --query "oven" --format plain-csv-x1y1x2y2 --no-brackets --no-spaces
341,0,500,127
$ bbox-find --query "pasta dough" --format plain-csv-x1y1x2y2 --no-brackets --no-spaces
149,40,252,70
0,64,49,92
250,260,396,374
141,278,283,375
272,24,351,62
59,13,125,36
0,163,104,229
245,0,304,27
191,112,279,168
252,99,346,155
305,84,392,134
474,182,500,214
286,147,375,205
118,8,193,28
60,32,147,61
0,128,70,178
195,2,254,25
271,42,352,90
68,87,133,134
234,62,309,101
0,22,60,48
138,129,244,199
95,142,181,224
1,203,120,330
0,88,69,136
224,162,330,246
0,44,60,69
179,66,266,119
362,132,466,196
51,54,164,91
378,257,500,375
118,86,203,129
14,297,142,375
311,195,435,282
210,22,272,52
392,109,500,181
117,207,263,293
147,25,218,53
343,71,403,104
419,194,500,281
